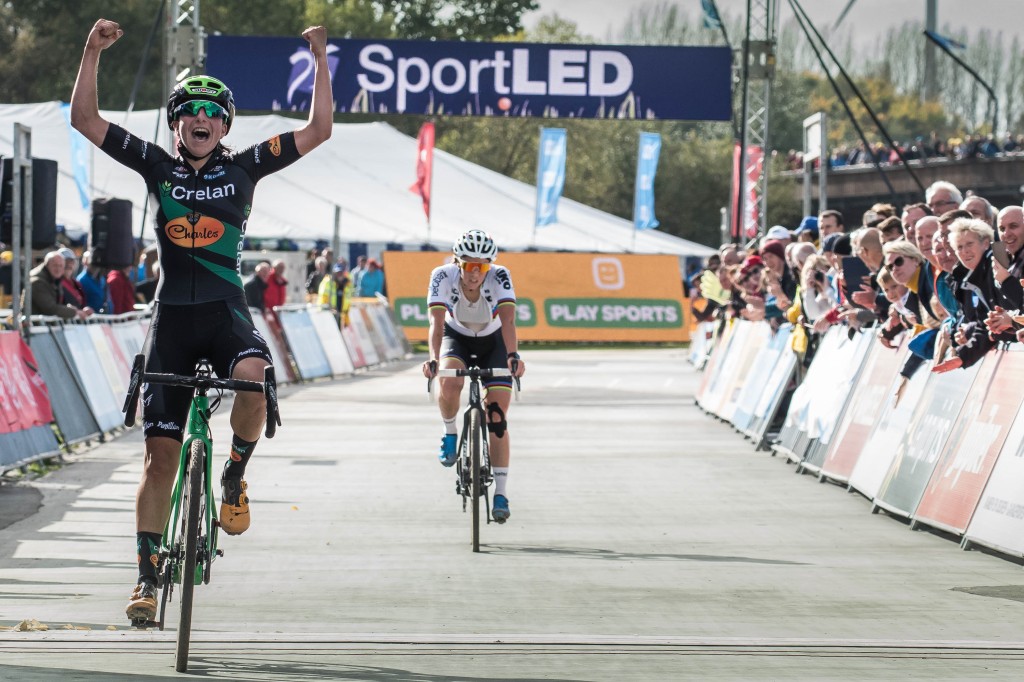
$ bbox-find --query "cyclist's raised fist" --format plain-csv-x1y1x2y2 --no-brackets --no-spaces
301,26,328,55
87,19,123,50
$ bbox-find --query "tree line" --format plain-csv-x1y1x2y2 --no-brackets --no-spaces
2,0,1019,247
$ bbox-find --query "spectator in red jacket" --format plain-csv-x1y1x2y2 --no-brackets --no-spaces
264,259,288,318
107,265,137,314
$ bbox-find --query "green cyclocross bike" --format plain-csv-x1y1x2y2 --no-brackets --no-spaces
122,353,280,672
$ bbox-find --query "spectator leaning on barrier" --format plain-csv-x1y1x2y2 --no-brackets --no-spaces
901,202,932,243
26,251,93,321
759,239,795,323
358,257,385,297
349,254,367,293
244,261,272,312
934,218,1000,373
794,216,819,245
58,247,87,310
264,259,288,322
961,195,996,228
878,216,904,243
305,255,328,301
818,209,844,237
107,265,137,314
76,250,112,312
991,206,1024,313
925,181,963,221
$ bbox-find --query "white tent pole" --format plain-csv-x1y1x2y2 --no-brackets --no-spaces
332,205,341,261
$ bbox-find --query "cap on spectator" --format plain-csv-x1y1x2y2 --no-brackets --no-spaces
57,247,76,263
796,216,819,234
332,263,346,273
822,233,852,255
739,255,764,280
0,250,12,264
765,225,791,241
759,239,787,263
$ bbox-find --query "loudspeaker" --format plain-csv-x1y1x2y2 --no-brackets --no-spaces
1,157,58,248
91,198,135,268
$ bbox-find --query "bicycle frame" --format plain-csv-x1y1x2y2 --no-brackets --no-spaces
162,389,217,588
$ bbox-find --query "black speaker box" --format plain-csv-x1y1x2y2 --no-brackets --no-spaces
91,198,135,268
1,157,58,248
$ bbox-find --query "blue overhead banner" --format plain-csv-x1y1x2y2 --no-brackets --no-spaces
535,128,567,227
634,132,662,230
206,36,732,121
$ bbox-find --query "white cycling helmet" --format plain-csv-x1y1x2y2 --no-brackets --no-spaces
453,229,497,262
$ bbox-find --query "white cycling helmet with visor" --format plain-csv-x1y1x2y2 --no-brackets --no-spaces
453,229,497,262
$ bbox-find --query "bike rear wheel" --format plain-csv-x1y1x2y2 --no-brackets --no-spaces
469,408,482,552
175,439,204,672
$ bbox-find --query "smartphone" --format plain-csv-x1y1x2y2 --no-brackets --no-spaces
993,241,1010,268
840,256,872,305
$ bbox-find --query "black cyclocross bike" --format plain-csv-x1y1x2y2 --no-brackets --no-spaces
429,359,520,552
122,353,280,672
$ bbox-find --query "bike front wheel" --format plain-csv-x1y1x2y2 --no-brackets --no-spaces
175,439,204,672
469,407,482,552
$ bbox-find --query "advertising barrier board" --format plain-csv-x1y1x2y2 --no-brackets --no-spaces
384,251,690,343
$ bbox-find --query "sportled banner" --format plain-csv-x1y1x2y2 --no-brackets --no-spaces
206,36,731,121
634,132,661,230
382,251,690,343
535,128,567,227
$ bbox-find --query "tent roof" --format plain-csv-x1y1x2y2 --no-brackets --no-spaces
0,102,714,257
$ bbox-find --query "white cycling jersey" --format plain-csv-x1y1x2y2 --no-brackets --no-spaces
427,262,516,337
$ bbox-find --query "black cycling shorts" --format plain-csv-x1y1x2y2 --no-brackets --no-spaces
440,323,512,390
141,296,272,440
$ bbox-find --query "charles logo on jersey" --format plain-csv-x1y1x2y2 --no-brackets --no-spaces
164,212,225,247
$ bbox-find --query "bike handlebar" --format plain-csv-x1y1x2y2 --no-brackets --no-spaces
122,354,282,438
427,365,521,401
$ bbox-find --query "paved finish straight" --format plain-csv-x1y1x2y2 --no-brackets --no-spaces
3,348,1024,680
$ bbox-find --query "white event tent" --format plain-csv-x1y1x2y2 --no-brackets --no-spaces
0,102,714,258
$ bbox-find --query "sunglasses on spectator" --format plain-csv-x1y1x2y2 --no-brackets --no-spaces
928,198,957,209
883,256,905,272
173,100,228,121
457,260,490,274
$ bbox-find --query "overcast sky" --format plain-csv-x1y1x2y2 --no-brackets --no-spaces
526,0,1020,47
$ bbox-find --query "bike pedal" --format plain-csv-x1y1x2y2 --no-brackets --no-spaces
216,549,224,557
130,618,159,629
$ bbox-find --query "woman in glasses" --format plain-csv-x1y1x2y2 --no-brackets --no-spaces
70,18,333,624
421,229,526,523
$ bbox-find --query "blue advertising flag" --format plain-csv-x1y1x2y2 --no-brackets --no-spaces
701,0,723,30
926,30,966,51
535,128,567,227
60,102,91,209
633,132,661,230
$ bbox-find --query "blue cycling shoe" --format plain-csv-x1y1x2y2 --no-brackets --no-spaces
438,434,458,467
492,494,510,523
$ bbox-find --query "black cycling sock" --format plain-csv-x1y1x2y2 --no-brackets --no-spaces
223,434,258,479
136,531,162,586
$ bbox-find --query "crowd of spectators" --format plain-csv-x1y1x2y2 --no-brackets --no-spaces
690,178,1024,395
4,245,152,320
785,132,1024,171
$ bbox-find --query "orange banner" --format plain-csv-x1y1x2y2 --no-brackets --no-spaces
382,252,690,343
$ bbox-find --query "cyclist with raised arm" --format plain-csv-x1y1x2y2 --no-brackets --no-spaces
422,230,526,522
70,18,333,623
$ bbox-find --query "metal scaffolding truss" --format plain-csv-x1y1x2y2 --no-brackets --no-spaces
164,0,205,96
738,0,780,240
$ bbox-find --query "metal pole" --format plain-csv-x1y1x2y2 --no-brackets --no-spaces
11,124,32,339
924,0,938,100
802,160,811,217
332,205,341,262
818,113,827,212
735,0,753,245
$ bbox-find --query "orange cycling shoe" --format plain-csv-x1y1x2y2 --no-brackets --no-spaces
220,477,250,535
125,581,157,622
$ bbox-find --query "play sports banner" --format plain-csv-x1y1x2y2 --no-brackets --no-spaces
382,252,689,343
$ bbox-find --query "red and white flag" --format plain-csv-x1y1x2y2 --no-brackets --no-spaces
410,122,435,221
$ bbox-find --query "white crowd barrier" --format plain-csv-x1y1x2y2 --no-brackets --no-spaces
693,318,1024,563
0,299,411,474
